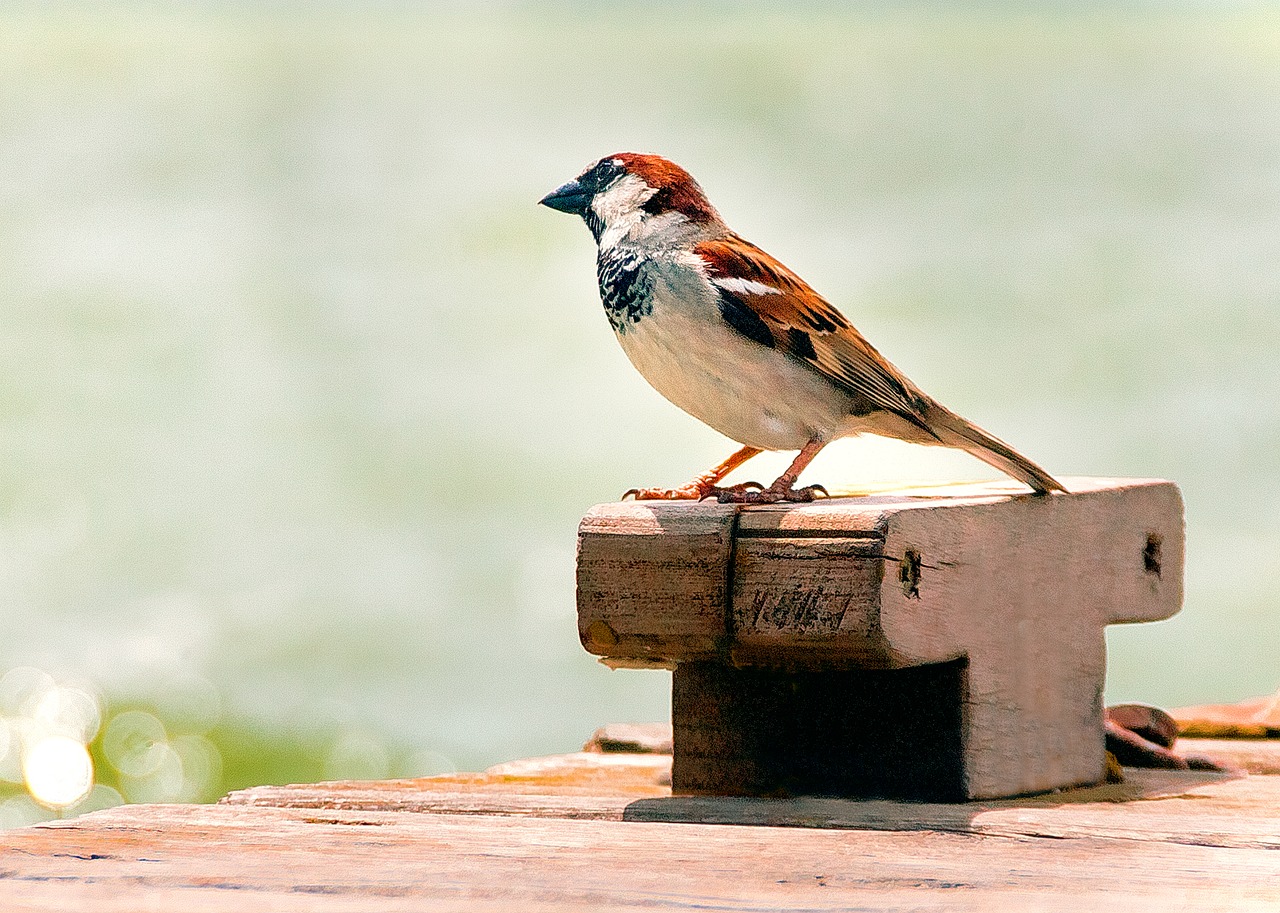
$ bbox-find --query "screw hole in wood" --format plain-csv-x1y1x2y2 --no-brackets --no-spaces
1143,534,1163,578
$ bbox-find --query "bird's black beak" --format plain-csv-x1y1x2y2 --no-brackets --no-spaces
539,178,591,216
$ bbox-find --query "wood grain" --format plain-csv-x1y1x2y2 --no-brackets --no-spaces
2,748,1279,912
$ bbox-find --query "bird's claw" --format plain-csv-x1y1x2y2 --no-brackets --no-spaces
716,482,830,504
622,483,712,501
622,478,772,502
707,480,764,501
624,480,827,504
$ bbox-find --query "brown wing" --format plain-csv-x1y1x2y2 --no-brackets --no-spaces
695,234,932,425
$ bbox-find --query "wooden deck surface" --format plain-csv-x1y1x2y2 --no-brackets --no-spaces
1,739,1278,911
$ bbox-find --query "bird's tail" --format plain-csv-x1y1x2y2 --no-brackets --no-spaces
919,400,1066,494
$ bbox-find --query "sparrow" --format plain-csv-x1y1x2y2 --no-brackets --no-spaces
540,153,1064,503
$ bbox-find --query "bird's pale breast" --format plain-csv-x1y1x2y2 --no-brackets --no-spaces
606,256,859,451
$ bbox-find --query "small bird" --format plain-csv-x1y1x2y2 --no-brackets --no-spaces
540,153,1064,503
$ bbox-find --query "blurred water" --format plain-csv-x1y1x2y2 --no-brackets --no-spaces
1,4,1278,815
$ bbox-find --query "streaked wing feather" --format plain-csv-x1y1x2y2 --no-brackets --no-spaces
696,235,929,422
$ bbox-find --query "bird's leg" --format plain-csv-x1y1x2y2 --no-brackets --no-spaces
717,439,829,504
623,445,763,501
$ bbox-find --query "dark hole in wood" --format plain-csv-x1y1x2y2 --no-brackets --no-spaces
899,550,922,599
1143,534,1163,578
671,658,968,802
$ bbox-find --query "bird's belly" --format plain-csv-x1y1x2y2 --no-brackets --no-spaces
615,306,853,451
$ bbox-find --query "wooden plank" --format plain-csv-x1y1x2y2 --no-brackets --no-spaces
582,722,673,754
4,745,1280,912
3,772,1280,913
575,724,1280,777
220,751,1280,848
579,479,1183,665
1179,739,1280,775
224,752,669,819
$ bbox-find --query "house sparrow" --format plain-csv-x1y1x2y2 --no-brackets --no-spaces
540,153,1064,502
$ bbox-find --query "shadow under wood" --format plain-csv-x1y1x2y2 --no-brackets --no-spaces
623,768,1243,830
671,660,969,803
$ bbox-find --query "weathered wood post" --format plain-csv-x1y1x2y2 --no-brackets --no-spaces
577,477,1183,801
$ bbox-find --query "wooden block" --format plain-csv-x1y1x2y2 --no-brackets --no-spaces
576,502,737,665
576,478,1185,800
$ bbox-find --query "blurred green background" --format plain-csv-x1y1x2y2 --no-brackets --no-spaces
2,2,1278,825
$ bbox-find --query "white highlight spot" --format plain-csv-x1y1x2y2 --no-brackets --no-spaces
23,736,93,808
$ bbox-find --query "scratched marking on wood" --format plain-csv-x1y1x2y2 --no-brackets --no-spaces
733,537,885,654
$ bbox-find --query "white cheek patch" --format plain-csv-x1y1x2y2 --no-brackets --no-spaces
712,277,783,297
591,174,661,251
590,174,656,226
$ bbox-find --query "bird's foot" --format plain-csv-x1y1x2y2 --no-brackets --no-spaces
622,480,764,501
715,481,829,504
710,481,767,501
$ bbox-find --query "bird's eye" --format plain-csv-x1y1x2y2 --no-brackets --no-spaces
590,160,623,190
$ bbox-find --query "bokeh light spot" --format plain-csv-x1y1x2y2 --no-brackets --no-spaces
0,795,51,829
32,686,102,744
0,668,55,718
324,731,390,781
403,749,457,778
102,710,169,778
23,735,94,809
171,734,223,803
119,742,185,804
0,720,11,775
69,784,125,816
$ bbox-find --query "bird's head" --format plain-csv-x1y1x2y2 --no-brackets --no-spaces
539,153,722,247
